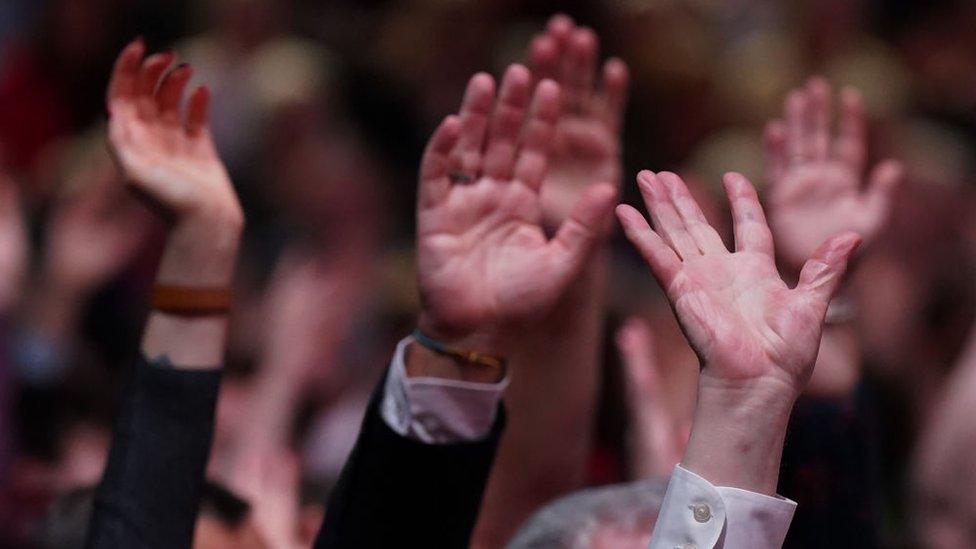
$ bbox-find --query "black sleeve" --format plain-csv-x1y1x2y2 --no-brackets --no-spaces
85,356,221,549
315,373,506,548
779,384,881,549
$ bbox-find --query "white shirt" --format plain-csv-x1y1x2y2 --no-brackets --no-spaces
379,336,796,548
381,336,509,443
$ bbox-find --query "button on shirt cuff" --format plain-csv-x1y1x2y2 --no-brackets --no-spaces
648,465,796,549
380,336,509,444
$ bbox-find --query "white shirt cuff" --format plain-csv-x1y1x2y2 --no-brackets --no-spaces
380,336,509,444
648,465,796,549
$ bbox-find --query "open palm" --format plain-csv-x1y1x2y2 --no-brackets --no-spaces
617,171,860,389
106,39,240,223
764,78,902,271
417,66,615,351
526,14,628,228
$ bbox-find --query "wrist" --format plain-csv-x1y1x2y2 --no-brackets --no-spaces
155,212,243,287
416,312,512,357
680,373,797,495
405,340,505,384
697,370,800,405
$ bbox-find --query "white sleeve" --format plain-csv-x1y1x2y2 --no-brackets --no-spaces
380,336,509,444
648,465,796,549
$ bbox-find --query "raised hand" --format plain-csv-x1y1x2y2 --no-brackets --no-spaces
764,78,902,272
616,171,859,393
527,14,628,228
416,66,616,354
616,317,689,479
105,39,243,368
106,39,243,287
262,247,366,391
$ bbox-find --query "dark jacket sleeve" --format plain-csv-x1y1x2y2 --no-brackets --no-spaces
779,385,881,549
85,356,221,549
315,373,506,548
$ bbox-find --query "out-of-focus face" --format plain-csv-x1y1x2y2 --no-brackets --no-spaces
193,515,266,549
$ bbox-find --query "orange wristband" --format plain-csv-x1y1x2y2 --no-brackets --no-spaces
151,285,232,316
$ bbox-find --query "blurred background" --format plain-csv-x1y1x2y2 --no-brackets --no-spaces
2,0,976,547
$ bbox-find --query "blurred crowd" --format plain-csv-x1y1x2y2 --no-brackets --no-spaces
2,0,976,547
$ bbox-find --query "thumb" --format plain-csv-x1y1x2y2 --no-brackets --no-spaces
796,231,862,314
550,182,617,273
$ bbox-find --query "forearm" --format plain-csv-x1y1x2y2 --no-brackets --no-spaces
140,216,239,367
681,374,796,496
473,249,608,545
648,375,799,549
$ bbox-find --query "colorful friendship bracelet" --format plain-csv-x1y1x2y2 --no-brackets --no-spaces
411,329,507,373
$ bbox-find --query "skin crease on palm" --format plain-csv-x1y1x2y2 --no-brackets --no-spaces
764,77,902,273
415,63,616,355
